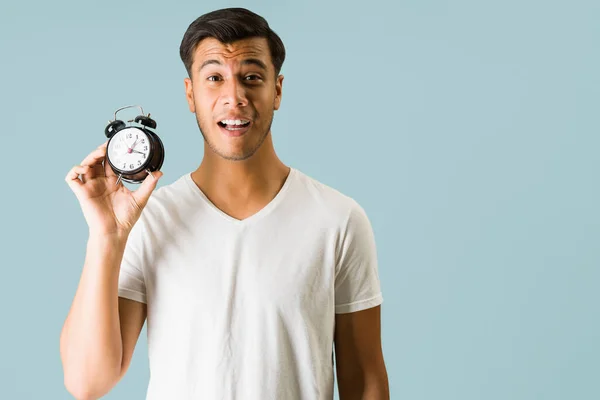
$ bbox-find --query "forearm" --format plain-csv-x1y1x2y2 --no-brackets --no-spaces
60,233,128,399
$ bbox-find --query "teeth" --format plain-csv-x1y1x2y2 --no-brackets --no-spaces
221,119,249,125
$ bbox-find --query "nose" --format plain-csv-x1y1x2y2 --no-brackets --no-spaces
221,78,248,108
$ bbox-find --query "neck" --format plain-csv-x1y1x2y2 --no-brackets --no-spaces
190,131,290,209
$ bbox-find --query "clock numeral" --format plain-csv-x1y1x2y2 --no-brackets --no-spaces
141,139,145,143
123,163,126,168
127,133,132,139
130,164,135,169
144,146,148,151
138,160,142,166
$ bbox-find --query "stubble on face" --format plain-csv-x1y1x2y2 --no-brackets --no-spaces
186,37,282,162
195,104,273,161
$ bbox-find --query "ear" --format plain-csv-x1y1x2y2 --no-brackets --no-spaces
274,74,284,111
184,77,196,113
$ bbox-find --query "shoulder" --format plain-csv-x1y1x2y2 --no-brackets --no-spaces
147,173,192,206
292,168,370,229
126,173,196,247
135,172,194,224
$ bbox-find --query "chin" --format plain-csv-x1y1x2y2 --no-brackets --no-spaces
198,119,270,161
208,137,257,161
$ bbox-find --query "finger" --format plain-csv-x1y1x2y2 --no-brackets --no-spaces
103,156,118,180
131,170,163,209
79,145,109,180
65,165,91,195
65,164,91,181
80,145,108,168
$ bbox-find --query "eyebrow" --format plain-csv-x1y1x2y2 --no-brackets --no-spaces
198,58,268,72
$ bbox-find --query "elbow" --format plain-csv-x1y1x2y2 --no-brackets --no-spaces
64,377,92,400
338,371,390,400
63,365,121,400
64,384,94,400
363,377,390,400
60,339,122,399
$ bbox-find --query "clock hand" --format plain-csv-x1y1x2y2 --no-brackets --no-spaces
122,138,139,154
131,150,146,156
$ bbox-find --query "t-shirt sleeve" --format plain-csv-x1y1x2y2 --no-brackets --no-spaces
117,220,147,304
334,200,383,314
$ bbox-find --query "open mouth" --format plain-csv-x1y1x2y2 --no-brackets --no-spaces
217,120,251,129
217,119,252,137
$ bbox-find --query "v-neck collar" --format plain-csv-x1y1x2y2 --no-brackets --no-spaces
184,167,297,227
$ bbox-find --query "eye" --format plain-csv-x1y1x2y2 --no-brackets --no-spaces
207,75,221,82
245,74,262,81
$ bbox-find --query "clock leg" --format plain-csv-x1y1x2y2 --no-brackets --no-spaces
116,173,123,186
145,169,155,179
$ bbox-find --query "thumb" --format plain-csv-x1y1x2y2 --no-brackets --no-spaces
132,170,163,208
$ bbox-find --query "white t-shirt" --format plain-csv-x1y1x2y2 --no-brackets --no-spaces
118,166,383,400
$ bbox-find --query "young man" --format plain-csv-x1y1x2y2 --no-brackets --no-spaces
61,7,389,400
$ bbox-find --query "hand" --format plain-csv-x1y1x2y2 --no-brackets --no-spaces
65,141,163,238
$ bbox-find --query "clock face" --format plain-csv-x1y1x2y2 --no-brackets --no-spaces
107,127,151,173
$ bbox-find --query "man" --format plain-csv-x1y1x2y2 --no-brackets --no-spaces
60,7,389,400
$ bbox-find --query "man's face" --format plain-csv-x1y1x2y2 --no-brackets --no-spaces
184,37,283,161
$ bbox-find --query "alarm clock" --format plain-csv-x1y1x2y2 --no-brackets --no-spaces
104,105,165,185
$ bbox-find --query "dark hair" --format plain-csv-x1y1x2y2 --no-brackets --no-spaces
179,8,286,79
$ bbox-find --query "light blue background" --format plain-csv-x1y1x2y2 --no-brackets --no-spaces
0,0,598,399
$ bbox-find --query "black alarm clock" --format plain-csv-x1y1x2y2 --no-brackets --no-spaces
104,105,165,185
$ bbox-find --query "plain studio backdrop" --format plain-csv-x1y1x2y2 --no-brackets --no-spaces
0,0,598,399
